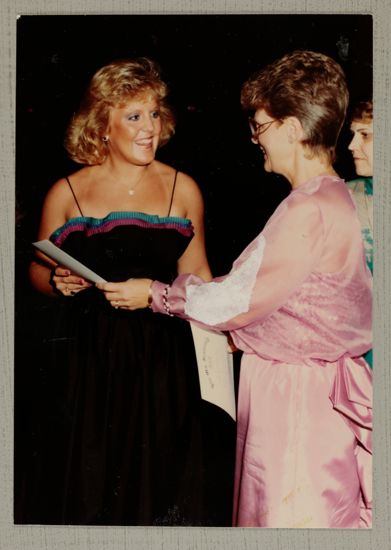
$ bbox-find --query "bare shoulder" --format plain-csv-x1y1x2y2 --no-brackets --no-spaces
155,161,199,191
174,170,203,201
174,173,205,222
47,167,91,201
154,161,203,213
42,168,89,223
43,176,71,206
46,167,81,196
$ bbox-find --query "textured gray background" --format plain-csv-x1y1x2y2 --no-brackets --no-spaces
1,1,390,548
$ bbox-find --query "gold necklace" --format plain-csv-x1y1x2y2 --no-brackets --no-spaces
127,167,148,196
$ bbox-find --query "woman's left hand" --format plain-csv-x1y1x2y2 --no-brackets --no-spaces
96,278,152,310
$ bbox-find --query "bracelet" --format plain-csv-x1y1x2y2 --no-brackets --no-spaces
162,285,174,316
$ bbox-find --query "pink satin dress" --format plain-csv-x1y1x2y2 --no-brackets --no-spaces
151,175,372,528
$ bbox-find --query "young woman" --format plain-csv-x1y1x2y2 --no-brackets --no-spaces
26,58,233,526
106,51,373,528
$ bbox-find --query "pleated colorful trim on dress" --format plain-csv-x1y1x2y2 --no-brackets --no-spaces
50,212,194,247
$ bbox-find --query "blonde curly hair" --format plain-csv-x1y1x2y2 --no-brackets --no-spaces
64,58,175,165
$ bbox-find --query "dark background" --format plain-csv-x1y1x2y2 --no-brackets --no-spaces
16,14,373,278
14,14,372,524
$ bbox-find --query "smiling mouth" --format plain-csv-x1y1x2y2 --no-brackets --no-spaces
136,139,153,147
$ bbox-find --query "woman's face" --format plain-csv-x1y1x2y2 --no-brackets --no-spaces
250,109,290,176
106,95,162,166
348,118,373,177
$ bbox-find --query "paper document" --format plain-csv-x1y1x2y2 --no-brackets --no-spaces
33,239,107,283
190,323,236,421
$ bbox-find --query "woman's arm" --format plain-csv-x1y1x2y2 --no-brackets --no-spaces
175,172,212,281
29,178,91,296
152,196,324,331
106,195,324,330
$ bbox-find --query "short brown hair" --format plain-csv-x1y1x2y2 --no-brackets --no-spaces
241,50,349,162
350,99,373,123
64,58,175,165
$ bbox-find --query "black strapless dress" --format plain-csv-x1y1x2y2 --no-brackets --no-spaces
17,212,235,526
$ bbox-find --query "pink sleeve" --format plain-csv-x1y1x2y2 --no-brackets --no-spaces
151,195,324,332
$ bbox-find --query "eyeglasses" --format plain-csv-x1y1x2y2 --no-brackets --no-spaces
248,117,278,137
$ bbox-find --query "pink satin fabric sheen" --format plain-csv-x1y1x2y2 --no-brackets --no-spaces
151,175,372,528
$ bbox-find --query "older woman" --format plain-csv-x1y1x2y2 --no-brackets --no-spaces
28,58,227,526
105,51,373,528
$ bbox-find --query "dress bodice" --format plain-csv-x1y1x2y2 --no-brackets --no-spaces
50,211,194,283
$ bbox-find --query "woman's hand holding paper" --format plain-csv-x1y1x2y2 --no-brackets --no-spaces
51,266,92,296
96,278,152,310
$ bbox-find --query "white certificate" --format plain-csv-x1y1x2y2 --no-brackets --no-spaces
190,323,236,421
32,239,107,283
